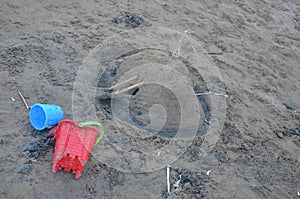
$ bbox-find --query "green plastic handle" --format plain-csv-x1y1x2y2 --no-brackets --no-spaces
78,121,104,144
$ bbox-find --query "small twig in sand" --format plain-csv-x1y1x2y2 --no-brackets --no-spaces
113,81,144,95
106,76,138,91
196,91,228,98
167,166,170,195
18,90,30,111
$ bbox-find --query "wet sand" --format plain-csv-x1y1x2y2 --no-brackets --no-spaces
0,0,300,198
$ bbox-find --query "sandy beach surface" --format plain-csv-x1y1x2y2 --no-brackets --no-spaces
1,0,300,198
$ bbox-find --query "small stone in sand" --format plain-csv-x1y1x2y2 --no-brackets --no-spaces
276,131,284,139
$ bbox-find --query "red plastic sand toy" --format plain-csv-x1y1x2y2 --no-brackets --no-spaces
50,119,104,179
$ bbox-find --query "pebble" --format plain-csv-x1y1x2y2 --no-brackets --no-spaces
276,131,284,139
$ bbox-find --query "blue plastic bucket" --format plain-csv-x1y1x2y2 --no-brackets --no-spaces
29,103,64,130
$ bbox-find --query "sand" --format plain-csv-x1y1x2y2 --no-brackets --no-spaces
0,0,300,198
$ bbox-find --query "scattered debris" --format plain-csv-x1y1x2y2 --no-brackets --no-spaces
11,97,15,102
22,135,55,160
17,90,30,111
23,151,36,162
173,174,181,189
167,166,170,195
176,169,209,197
206,170,211,176
112,14,143,28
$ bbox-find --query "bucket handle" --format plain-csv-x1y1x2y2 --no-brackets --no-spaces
78,121,104,144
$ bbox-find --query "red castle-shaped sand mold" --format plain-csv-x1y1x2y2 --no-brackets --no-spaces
50,119,100,179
